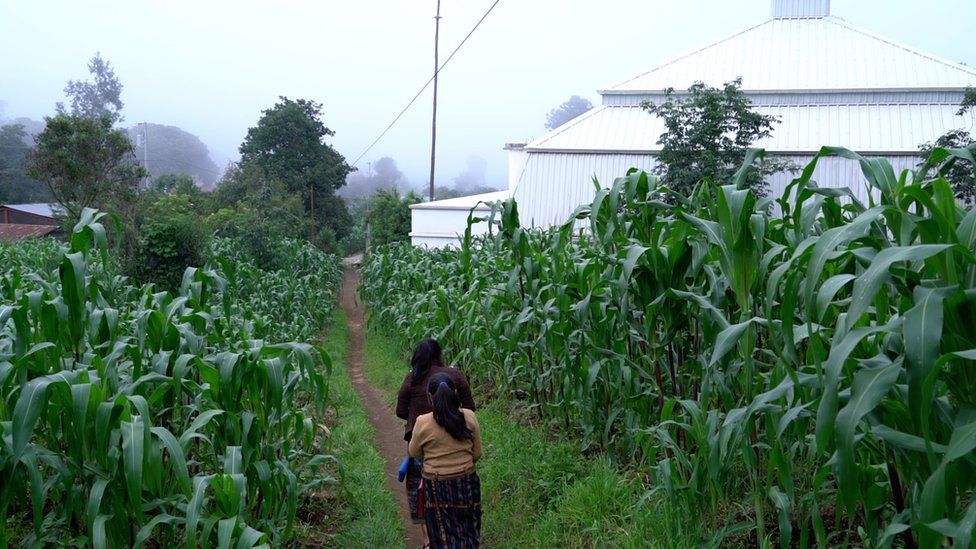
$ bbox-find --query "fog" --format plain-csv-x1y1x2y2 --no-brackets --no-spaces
2,0,974,191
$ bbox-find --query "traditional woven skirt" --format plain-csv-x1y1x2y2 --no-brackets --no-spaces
423,472,482,549
406,458,425,523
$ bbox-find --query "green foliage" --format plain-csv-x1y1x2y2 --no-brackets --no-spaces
362,145,976,546
645,79,792,196
365,188,422,247
25,113,144,222
546,95,594,130
129,194,210,290
362,328,685,548
128,124,220,187
58,53,124,124
0,124,49,204
0,210,342,547
149,173,204,197
315,311,404,547
920,91,976,203
239,97,352,243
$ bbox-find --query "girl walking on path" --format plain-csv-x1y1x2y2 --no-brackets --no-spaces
409,372,483,548
397,339,476,543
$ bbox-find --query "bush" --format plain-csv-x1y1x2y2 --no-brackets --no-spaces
128,193,209,289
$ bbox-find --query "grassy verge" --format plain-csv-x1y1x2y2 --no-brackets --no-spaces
363,328,690,548
296,309,403,548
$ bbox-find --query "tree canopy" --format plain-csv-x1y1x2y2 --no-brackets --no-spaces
0,124,50,204
545,95,593,130
58,53,124,124
644,79,790,196
365,188,422,247
25,113,144,221
237,97,353,246
128,123,220,187
340,156,406,199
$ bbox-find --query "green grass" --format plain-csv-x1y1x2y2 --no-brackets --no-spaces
363,328,690,548
302,309,403,548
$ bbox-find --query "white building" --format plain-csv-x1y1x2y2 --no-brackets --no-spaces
411,0,976,247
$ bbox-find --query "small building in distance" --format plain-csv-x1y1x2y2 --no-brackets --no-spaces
411,0,976,248
0,203,61,243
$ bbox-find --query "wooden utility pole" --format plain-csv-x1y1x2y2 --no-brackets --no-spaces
310,185,316,244
428,0,442,201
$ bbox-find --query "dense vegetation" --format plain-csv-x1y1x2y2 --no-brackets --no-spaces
0,211,342,547
362,146,976,546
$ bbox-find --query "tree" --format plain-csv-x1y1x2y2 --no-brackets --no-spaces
0,124,50,203
128,124,220,187
920,88,976,203
366,188,422,246
545,95,593,130
59,53,124,124
25,113,144,221
339,156,407,200
239,97,353,244
645,79,791,196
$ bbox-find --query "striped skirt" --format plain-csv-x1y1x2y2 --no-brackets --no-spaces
422,472,482,549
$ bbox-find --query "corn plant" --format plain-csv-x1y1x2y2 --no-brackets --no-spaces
0,210,342,547
362,145,976,546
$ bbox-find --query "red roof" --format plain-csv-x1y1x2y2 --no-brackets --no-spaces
0,223,59,242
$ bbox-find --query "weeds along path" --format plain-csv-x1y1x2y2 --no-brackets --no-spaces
339,262,424,548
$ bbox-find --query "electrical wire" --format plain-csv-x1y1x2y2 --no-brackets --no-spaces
350,0,502,167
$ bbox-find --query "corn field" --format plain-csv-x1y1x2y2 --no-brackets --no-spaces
362,146,976,546
0,210,342,547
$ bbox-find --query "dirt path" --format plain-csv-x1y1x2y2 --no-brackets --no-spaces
339,264,424,549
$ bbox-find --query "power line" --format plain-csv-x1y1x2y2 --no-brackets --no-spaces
351,0,502,168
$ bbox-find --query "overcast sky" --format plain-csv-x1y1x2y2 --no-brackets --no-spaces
2,0,974,189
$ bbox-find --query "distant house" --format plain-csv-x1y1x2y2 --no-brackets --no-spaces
0,203,61,242
412,0,976,248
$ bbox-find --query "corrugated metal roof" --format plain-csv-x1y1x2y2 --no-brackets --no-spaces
526,104,976,154
409,190,510,211
1,203,57,218
0,224,59,242
603,17,976,93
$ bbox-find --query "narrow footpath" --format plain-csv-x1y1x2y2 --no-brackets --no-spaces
339,263,425,548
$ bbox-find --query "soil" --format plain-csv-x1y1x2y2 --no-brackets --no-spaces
339,263,425,549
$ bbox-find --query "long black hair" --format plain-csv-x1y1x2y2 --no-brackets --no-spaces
427,372,472,441
411,338,443,383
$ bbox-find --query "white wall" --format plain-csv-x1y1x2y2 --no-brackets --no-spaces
512,151,921,228
410,207,494,249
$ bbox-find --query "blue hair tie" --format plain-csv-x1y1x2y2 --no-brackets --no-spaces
439,381,449,388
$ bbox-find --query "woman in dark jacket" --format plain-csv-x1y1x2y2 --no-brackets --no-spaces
397,339,476,530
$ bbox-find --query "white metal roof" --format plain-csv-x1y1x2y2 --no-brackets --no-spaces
526,104,976,154
409,190,510,211
1,203,58,218
602,17,976,94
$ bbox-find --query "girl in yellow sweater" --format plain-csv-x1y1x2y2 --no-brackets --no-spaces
408,372,483,548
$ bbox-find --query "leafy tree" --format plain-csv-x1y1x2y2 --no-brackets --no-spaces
0,124,50,203
545,95,593,130
366,188,422,246
58,53,124,124
239,97,353,244
340,156,407,199
8,117,46,144
920,88,976,203
128,123,220,186
150,173,199,195
25,113,144,221
644,79,791,196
